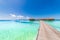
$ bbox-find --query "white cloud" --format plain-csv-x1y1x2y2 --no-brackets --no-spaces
17,16,30,19
17,15,24,19
26,16,30,19
9,14,16,17
9,14,31,20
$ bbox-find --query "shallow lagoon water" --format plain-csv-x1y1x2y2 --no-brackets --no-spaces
45,20,60,31
0,20,60,40
0,20,40,40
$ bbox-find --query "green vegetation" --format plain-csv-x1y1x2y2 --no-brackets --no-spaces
29,18,35,21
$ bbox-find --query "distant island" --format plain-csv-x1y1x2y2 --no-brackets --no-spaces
40,18,55,21
28,18,55,21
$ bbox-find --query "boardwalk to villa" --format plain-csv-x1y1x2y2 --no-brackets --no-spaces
36,21,60,40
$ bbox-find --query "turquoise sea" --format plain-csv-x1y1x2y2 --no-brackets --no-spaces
0,20,40,40
0,20,60,40
45,20,60,32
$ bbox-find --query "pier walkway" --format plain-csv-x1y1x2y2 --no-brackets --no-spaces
36,21,60,40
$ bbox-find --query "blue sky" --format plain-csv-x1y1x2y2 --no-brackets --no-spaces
0,0,60,19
